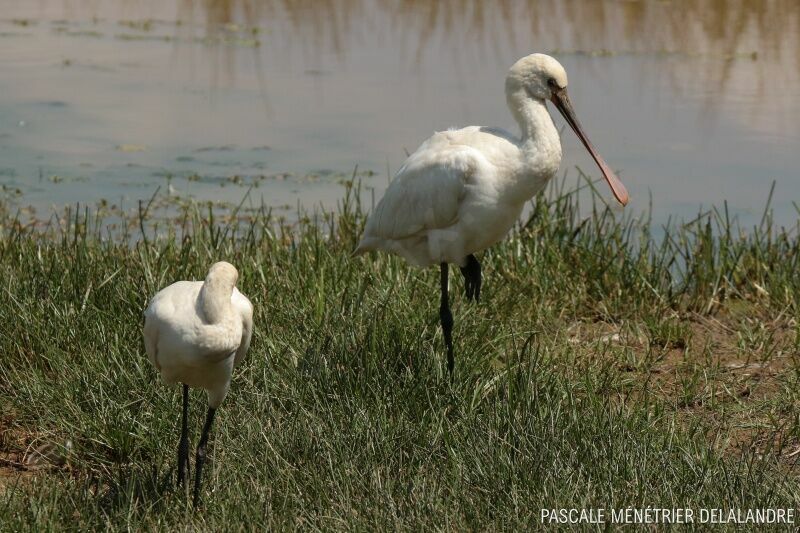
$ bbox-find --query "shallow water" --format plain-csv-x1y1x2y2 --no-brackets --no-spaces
0,0,798,226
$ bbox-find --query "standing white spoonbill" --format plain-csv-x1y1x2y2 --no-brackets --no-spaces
354,53,629,376
143,261,253,508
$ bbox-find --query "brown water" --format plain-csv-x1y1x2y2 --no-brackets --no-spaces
0,0,798,225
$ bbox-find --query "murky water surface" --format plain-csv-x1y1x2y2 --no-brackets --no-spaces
0,1,798,226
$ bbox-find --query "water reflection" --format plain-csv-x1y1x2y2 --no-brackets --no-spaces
113,0,800,137
29,0,800,100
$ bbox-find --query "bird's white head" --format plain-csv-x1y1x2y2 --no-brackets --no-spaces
506,53,629,206
506,53,568,102
205,261,239,289
200,261,239,324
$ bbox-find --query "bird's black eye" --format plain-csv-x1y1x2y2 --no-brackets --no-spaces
547,78,557,88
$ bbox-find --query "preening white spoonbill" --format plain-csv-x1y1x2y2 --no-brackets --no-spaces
354,53,629,375
143,261,253,508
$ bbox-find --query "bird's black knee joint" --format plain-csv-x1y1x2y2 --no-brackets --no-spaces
439,305,453,330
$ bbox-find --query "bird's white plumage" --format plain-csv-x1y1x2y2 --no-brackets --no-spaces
143,262,253,408
355,54,568,267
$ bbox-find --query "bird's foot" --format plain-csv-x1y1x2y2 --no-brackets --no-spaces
177,439,190,487
463,276,475,301
192,407,216,509
192,445,206,508
459,255,482,303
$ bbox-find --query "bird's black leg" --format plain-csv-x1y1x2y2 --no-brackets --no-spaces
192,407,216,509
177,384,190,487
440,263,455,378
459,254,482,302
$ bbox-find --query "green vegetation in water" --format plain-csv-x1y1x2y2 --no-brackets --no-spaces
1,178,799,529
115,33,173,43
53,28,104,39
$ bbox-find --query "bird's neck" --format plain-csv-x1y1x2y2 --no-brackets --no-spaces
199,282,233,325
507,89,561,160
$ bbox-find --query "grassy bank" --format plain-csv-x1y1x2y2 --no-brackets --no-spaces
1,180,800,529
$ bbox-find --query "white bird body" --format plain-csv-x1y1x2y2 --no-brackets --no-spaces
356,119,561,266
354,53,629,376
355,55,580,267
142,260,253,507
143,265,253,408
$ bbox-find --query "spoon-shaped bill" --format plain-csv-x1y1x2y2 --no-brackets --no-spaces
550,88,629,206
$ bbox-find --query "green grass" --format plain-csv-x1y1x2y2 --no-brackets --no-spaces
1,179,800,529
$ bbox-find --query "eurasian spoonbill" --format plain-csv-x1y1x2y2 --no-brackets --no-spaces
143,261,253,507
354,53,629,376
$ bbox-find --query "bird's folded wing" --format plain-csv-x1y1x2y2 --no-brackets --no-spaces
232,290,254,368
363,147,476,240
